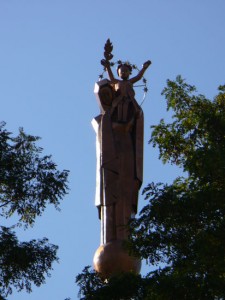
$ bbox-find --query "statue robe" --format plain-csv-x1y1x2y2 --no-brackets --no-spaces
93,79,143,243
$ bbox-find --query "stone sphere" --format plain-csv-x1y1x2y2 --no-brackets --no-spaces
93,240,141,279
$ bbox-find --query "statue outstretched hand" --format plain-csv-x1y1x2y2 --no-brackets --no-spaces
143,60,151,69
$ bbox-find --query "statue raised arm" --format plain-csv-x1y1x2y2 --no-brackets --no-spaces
101,58,151,84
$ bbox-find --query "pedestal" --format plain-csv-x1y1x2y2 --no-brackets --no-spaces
93,240,141,279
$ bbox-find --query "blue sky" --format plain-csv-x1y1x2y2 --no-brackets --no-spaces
1,1,225,299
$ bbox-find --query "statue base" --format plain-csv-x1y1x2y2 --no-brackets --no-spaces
93,240,141,279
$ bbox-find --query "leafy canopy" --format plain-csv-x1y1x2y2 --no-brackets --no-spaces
0,122,69,298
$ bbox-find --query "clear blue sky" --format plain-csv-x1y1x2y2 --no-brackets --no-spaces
1,1,225,299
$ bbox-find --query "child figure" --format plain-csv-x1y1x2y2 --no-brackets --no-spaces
101,59,151,123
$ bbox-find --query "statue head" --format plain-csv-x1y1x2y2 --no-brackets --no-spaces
117,63,132,80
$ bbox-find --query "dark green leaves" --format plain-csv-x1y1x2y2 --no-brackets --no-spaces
151,76,225,183
0,226,58,298
0,122,69,297
129,77,225,299
76,267,147,300
0,122,69,226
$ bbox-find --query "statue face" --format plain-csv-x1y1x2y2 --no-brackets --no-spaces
118,65,130,80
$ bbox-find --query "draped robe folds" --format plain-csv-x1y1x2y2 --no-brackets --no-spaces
92,79,143,244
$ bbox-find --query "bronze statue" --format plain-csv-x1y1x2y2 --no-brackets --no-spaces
92,39,151,278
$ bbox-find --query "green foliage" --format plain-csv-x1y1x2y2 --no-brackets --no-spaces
129,76,225,299
0,122,69,298
0,226,58,298
76,267,147,300
0,122,69,226
151,76,225,183
77,76,225,299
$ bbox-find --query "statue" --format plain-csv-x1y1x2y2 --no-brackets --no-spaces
92,39,151,278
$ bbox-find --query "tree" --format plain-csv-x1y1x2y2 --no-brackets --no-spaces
0,122,69,299
76,76,225,299
76,266,148,300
